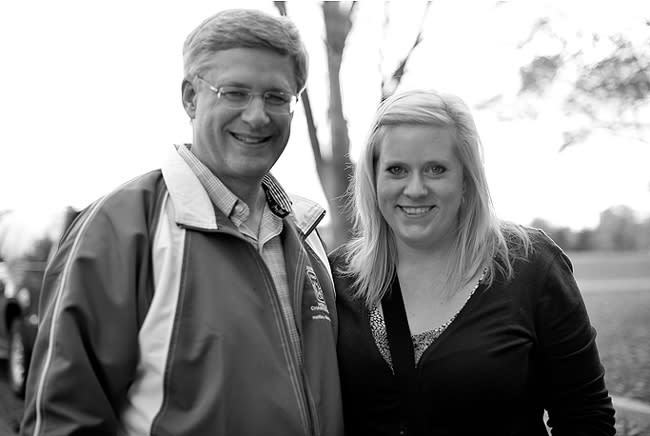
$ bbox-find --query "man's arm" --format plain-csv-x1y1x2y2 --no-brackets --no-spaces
21,202,145,436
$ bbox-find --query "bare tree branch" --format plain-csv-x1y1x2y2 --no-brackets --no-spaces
381,1,433,100
516,17,568,51
300,91,324,168
347,2,358,21
379,2,390,95
272,1,323,166
560,121,650,151
273,1,287,16
516,17,549,50
561,128,650,151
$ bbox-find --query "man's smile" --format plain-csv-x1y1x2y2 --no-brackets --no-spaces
230,132,273,144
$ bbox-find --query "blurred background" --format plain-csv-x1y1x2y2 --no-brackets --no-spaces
0,1,649,434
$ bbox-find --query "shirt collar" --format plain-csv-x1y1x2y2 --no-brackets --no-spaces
161,145,327,235
176,144,292,219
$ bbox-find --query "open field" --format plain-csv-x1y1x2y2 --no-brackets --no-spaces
584,290,650,403
570,250,650,293
570,251,650,435
569,251,650,403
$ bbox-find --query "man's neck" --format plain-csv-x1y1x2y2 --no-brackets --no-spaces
222,176,266,222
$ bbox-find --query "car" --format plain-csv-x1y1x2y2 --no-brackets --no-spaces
0,260,45,397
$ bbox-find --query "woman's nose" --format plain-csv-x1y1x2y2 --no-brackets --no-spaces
403,174,427,198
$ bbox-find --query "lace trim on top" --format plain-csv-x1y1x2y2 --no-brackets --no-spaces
370,268,487,371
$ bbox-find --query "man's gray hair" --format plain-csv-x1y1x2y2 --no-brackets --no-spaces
183,8,309,93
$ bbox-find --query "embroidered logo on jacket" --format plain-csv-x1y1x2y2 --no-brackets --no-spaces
306,265,331,321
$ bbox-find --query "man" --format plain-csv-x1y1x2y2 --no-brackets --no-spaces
21,9,343,436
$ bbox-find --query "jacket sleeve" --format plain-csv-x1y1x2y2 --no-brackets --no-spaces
21,200,149,436
535,243,616,436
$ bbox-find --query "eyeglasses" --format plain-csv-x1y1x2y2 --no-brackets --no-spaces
195,76,299,114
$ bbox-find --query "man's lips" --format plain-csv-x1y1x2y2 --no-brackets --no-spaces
230,132,273,144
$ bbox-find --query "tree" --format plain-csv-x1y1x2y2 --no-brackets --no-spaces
595,205,643,251
483,14,650,151
274,1,431,248
573,228,596,251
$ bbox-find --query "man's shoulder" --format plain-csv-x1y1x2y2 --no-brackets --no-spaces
100,169,165,205
75,169,167,233
288,193,326,235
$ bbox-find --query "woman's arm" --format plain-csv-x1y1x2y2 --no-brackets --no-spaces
535,244,616,436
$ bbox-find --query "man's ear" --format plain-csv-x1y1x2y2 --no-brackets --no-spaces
181,79,197,119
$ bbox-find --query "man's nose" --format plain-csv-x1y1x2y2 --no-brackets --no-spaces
404,174,427,198
240,96,271,127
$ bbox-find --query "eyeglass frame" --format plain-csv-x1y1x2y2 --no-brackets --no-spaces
194,76,300,114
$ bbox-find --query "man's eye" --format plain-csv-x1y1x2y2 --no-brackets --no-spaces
221,90,249,102
265,93,291,106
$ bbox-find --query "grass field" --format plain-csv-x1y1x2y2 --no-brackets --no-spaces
568,251,650,404
583,290,650,403
568,251,650,434
570,250,650,284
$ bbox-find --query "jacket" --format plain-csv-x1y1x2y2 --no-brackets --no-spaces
21,147,344,436
333,230,615,435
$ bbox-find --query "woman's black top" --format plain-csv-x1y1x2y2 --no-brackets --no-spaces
332,231,615,436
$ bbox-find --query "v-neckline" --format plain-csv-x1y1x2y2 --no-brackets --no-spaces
367,268,487,372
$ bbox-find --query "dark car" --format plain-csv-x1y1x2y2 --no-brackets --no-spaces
0,260,45,397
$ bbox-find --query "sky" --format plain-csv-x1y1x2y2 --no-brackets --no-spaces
1,0,649,230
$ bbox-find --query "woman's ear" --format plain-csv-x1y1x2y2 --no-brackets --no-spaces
181,79,197,119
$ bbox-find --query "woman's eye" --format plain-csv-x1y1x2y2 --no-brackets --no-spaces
425,165,446,176
387,166,406,176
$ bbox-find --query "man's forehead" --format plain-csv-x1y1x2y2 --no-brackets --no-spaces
201,48,296,90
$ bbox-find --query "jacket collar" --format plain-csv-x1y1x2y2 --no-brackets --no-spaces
161,145,326,236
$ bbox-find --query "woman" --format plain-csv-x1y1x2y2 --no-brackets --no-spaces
331,90,615,435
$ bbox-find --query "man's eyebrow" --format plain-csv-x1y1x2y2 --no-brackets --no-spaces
218,81,294,93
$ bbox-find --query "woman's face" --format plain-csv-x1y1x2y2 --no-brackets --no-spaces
375,124,464,252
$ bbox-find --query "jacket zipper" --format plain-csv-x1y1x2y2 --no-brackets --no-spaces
205,222,322,435
245,243,315,435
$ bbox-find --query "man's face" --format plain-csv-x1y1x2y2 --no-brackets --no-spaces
184,48,296,189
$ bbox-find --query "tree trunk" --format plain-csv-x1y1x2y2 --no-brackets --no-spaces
321,2,355,249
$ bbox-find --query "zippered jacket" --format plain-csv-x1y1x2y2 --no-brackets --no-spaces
21,147,344,436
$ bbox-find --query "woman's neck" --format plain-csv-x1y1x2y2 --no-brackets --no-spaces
396,245,451,282
395,236,454,266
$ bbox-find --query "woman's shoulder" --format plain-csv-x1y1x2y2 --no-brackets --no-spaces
327,244,349,272
505,226,577,289
502,225,565,262
526,227,568,264
327,245,367,308
493,225,573,286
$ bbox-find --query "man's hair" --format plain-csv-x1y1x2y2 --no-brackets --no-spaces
343,89,531,308
183,8,308,93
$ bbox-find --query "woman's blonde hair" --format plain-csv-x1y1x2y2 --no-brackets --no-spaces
343,89,531,308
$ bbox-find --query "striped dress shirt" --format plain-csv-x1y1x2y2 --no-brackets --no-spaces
176,144,303,362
